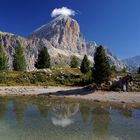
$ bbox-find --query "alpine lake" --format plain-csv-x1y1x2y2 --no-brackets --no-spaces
0,96,140,140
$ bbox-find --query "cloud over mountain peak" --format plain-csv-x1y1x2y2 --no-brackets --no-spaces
51,7,75,17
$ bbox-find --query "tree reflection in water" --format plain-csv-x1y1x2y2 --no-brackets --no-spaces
119,105,133,118
79,105,90,123
13,100,28,122
92,107,111,140
51,103,79,127
37,103,50,118
0,97,139,140
0,101,7,120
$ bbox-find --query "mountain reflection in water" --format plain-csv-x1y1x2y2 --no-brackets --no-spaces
51,103,79,127
0,97,139,140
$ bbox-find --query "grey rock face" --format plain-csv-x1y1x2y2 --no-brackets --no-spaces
105,48,126,70
0,16,126,71
0,32,27,70
0,32,39,71
30,16,86,54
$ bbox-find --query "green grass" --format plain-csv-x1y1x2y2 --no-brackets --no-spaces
0,68,84,86
111,71,127,79
132,74,140,79
1,68,135,88
51,68,82,75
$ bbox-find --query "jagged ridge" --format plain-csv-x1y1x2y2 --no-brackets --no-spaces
0,16,126,70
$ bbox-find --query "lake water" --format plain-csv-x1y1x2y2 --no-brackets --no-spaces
0,97,140,140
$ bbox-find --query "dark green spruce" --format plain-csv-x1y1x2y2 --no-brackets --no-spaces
70,55,79,68
0,45,8,71
138,67,140,74
80,55,90,74
35,47,51,69
93,45,111,85
111,65,117,72
13,45,27,71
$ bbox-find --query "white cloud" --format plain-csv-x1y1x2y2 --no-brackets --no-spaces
51,7,75,17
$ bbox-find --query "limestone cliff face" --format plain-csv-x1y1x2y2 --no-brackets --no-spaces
30,15,126,69
0,16,126,71
0,32,27,69
30,16,85,53
0,32,38,70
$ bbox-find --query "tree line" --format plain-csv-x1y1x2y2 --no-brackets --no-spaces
70,46,111,85
0,45,27,71
1,45,132,86
0,45,51,71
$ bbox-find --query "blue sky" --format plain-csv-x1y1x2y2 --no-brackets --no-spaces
0,0,140,59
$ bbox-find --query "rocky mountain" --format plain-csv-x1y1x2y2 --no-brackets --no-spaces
29,16,96,62
0,31,37,70
0,16,126,71
122,55,140,67
105,48,126,69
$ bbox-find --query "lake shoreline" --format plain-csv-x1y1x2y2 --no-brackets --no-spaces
0,86,140,104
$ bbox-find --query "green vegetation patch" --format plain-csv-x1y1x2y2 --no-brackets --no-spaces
0,68,87,86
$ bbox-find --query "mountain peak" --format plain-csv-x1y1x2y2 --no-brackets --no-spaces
30,15,80,52
53,15,77,23
53,15,73,20
31,15,79,35
0,14,126,70
21,15,126,70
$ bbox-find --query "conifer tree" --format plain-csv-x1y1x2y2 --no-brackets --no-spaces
80,55,90,74
13,45,27,71
138,67,140,74
93,45,111,85
0,45,8,71
70,55,79,68
35,47,51,69
111,65,117,72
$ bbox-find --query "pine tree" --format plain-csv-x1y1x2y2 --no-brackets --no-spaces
80,55,90,74
138,67,140,74
93,45,111,85
111,65,117,72
122,68,127,73
70,55,79,68
0,45,8,71
13,45,27,71
35,47,51,69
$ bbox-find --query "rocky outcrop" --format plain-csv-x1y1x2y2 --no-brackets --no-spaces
30,16,88,54
0,32,28,69
30,15,126,69
0,32,39,70
106,48,126,70
0,16,126,71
